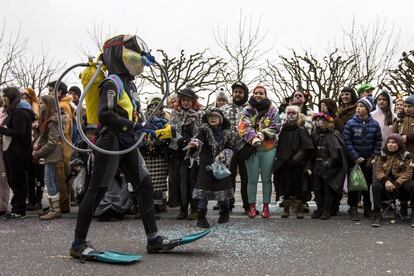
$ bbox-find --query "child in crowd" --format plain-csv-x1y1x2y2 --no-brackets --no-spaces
32,95,64,220
311,112,347,219
343,97,382,221
186,109,233,228
371,134,414,227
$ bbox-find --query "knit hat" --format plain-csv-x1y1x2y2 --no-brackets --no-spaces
253,85,267,96
357,83,375,94
404,95,414,106
231,81,249,96
216,89,229,102
319,98,337,117
385,133,405,153
202,108,230,129
147,93,163,106
357,97,374,112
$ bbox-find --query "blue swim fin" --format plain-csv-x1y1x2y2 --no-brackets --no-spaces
148,228,213,253
179,228,212,245
82,250,142,264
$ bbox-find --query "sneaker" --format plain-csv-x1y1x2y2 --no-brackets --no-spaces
4,212,26,220
371,213,382,227
146,236,177,254
70,240,96,260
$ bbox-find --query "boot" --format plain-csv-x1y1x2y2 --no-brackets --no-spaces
197,208,210,228
176,204,188,220
218,205,230,224
311,209,322,219
363,206,372,218
320,210,330,220
349,207,360,221
371,212,382,227
40,194,62,220
295,200,304,219
262,203,270,218
400,201,408,217
187,201,198,220
281,199,290,218
229,198,235,212
248,203,257,218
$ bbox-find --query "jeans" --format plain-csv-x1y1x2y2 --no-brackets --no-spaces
245,148,276,204
44,163,58,197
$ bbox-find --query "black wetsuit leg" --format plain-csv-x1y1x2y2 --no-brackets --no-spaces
121,150,158,235
74,132,119,240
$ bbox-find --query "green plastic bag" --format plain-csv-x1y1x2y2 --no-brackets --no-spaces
349,164,368,192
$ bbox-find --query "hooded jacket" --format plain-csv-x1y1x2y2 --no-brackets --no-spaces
220,85,249,144
371,91,396,147
375,143,412,188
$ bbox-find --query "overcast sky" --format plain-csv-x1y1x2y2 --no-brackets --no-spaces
1,0,414,91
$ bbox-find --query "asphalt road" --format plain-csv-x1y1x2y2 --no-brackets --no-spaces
0,203,413,276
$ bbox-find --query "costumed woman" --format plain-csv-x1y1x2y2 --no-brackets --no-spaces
168,87,203,220
273,105,314,219
186,108,234,228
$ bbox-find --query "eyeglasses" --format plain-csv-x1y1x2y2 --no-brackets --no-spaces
287,111,297,115
294,94,303,98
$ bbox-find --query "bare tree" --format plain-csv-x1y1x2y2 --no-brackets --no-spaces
262,18,400,109
141,49,228,102
382,50,414,97
214,11,271,89
9,48,64,96
341,17,400,86
0,21,27,87
261,49,362,109
78,20,118,59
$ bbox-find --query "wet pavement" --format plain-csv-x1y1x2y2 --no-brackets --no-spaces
0,202,413,276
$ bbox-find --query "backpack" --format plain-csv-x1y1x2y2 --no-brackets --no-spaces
79,63,124,125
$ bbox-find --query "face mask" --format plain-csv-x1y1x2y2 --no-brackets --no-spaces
122,47,145,76
287,111,298,121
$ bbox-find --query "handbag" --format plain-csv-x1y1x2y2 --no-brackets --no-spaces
348,164,368,192
235,139,256,161
211,158,232,180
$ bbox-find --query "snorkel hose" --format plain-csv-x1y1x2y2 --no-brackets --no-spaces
52,58,170,155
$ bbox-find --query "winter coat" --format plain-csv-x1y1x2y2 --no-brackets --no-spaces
32,114,64,164
335,104,356,132
343,115,382,162
371,106,396,147
375,151,413,187
0,106,36,161
311,129,348,194
59,95,74,159
239,104,280,150
220,101,246,145
169,107,203,153
392,114,414,155
191,124,233,200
